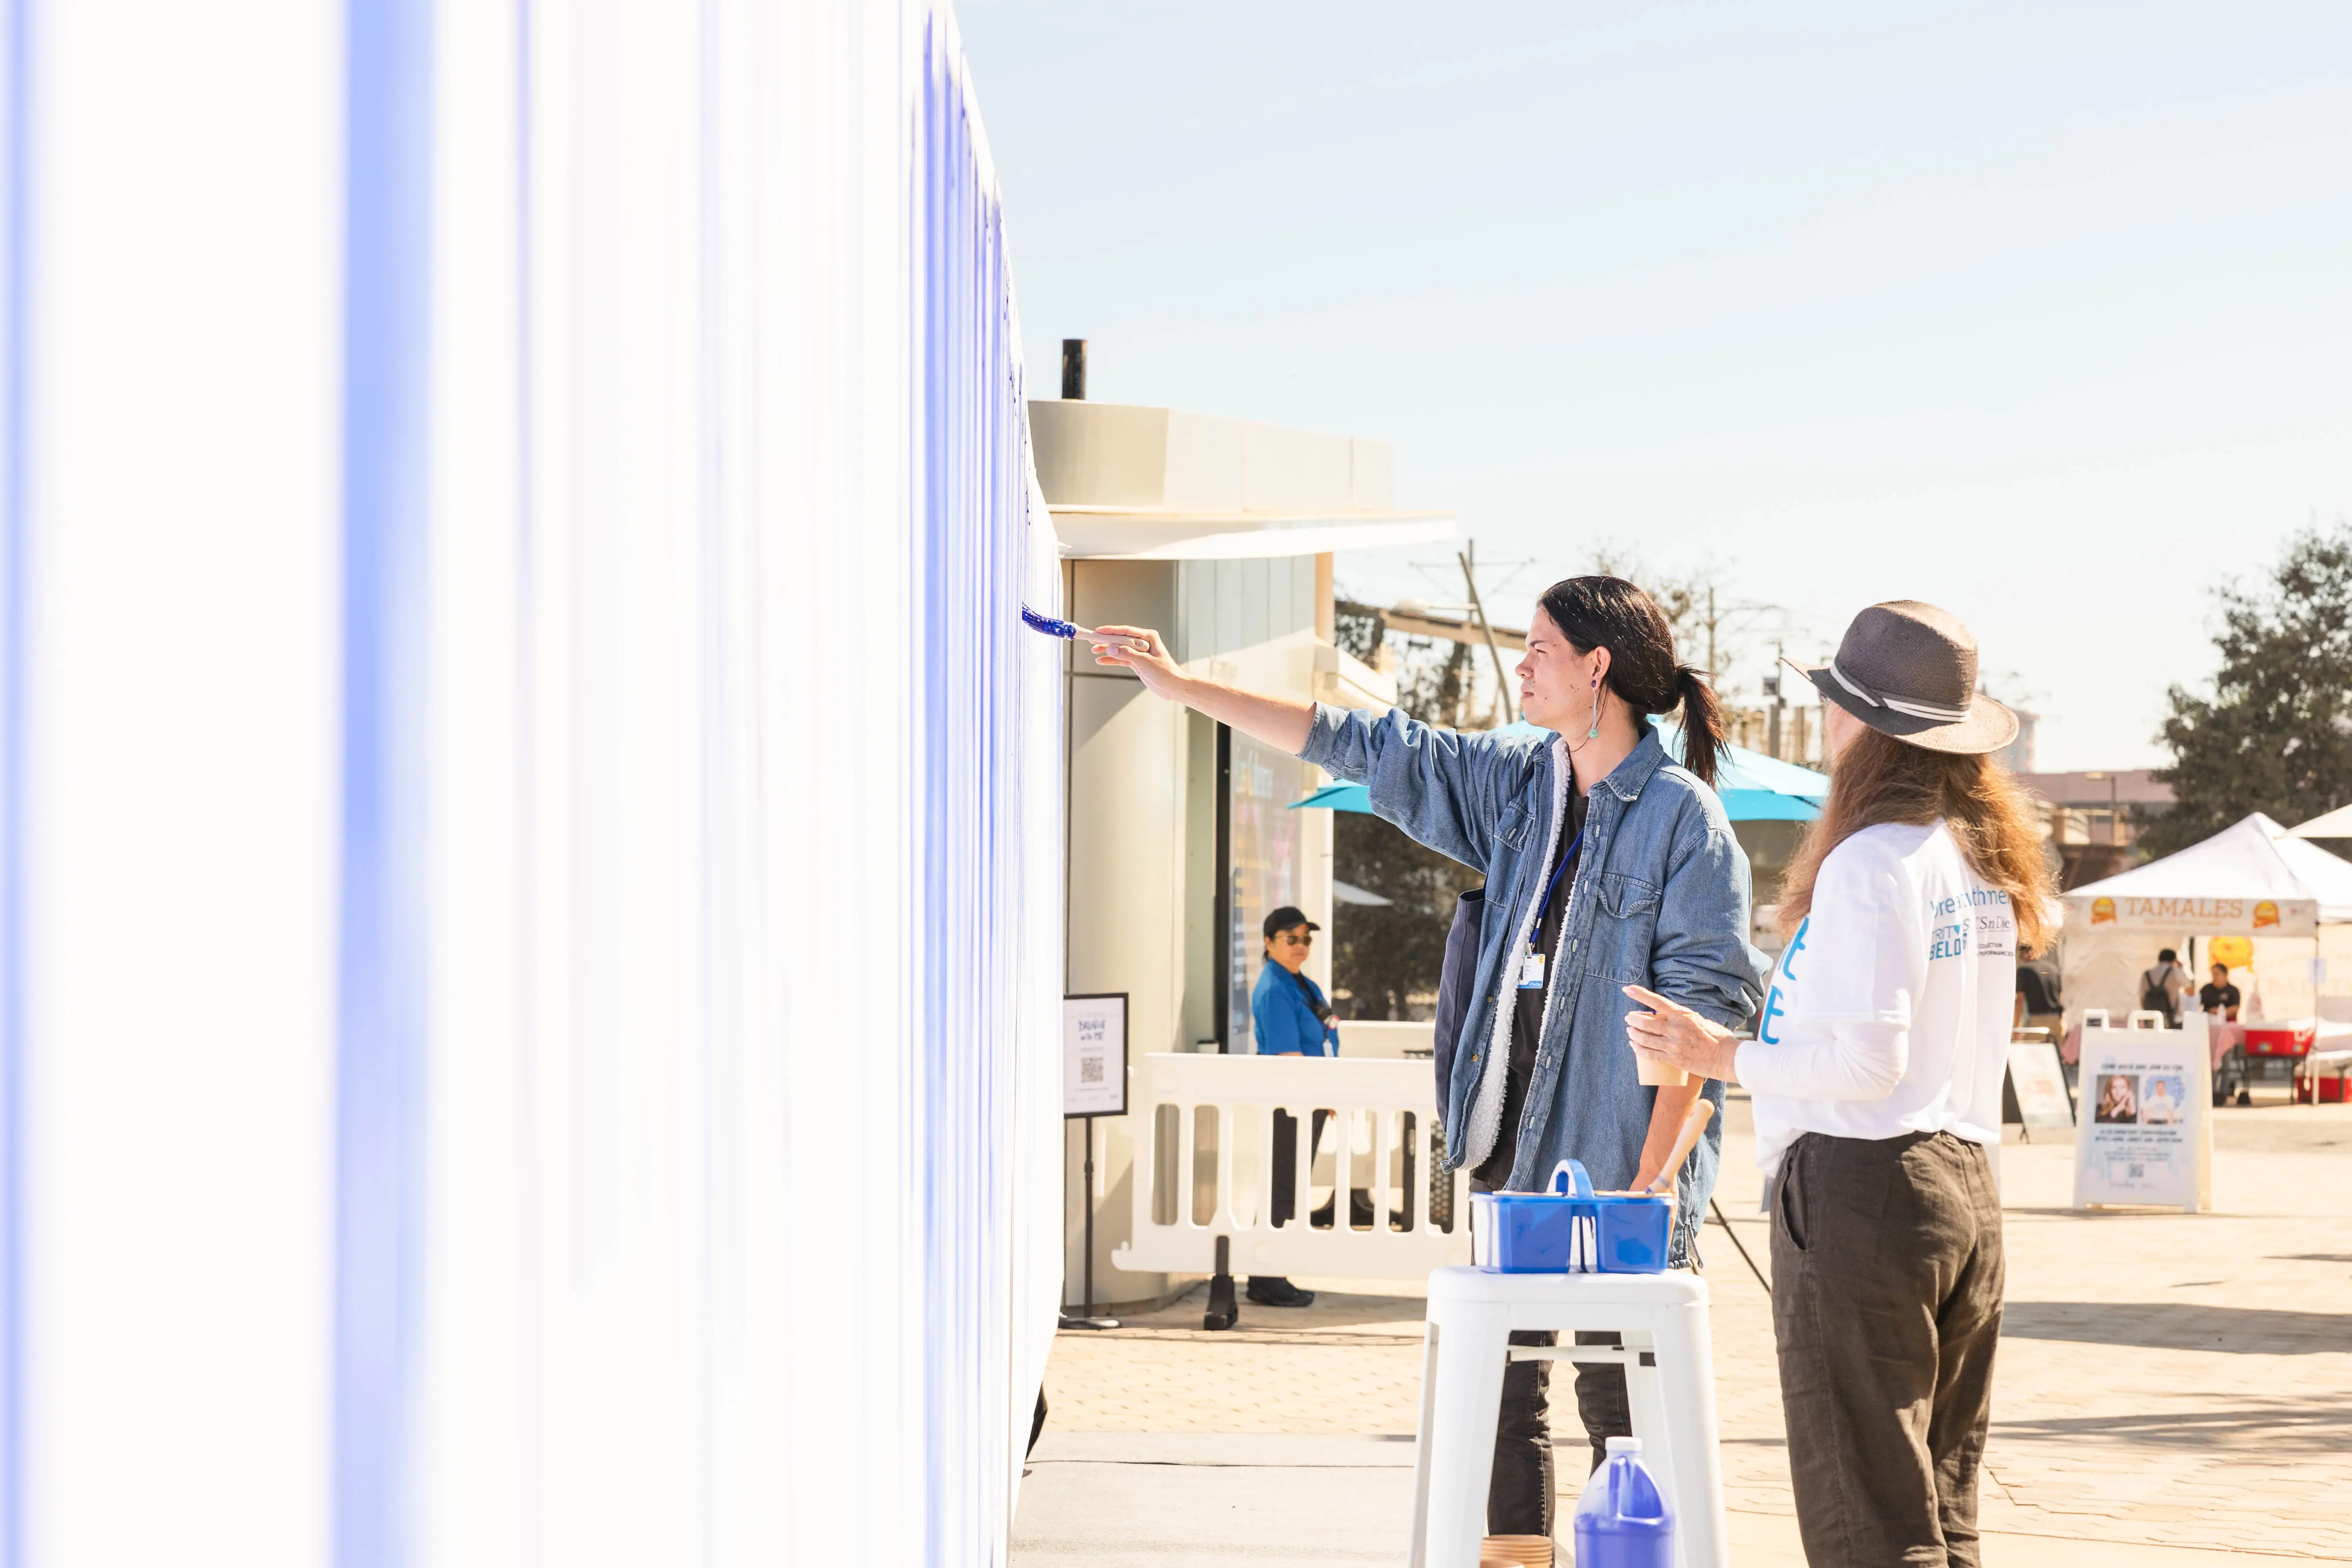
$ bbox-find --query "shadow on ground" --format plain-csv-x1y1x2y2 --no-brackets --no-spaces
2002,1299,2352,1353
1103,1280,1431,1344
1994,1400,2352,1453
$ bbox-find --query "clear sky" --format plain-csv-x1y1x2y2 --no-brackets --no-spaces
960,0,2351,771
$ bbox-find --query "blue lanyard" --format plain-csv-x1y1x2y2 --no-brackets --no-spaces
1527,826,1585,945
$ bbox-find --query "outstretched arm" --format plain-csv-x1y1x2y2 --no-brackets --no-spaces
1088,623,1509,871
1086,625,1312,754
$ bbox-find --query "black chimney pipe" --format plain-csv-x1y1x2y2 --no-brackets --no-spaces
1061,338,1087,400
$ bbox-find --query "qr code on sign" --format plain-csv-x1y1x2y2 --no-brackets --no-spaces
1080,1057,1104,1084
2127,1163,2145,1179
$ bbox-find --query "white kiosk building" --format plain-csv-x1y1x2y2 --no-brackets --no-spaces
1037,395,1453,1309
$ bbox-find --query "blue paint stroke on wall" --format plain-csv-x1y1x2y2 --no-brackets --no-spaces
339,1,431,1565
0,2,25,1562
917,17,1033,1560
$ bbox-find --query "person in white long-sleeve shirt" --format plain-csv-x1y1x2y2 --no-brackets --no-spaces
1619,600,2056,1568
1739,820,2019,1174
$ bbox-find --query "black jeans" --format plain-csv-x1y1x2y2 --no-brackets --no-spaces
1268,1110,1330,1229
1772,1131,2004,1568
1470,1178,1634,1537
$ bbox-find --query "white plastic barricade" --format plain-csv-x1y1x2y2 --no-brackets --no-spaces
1111,1053,1473,1279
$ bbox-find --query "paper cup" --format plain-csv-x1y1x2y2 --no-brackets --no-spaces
1635,1052,1689,1088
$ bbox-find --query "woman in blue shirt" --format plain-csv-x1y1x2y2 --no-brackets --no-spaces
1249,905,1337,1308
1253,905,1338,1057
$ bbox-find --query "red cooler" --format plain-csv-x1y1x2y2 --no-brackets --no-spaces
2244,1020,2316,1058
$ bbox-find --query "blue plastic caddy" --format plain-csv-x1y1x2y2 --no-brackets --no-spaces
1470,1161,1673,1274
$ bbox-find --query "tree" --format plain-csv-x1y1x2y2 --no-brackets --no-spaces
2144,519,2352,858
1329,636,1486,1019
1331,811,1483,1019
1581,540,1749,685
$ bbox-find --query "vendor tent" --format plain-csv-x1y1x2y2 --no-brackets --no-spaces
1290,722,1831,823
2062,813,2352,1026
2289,802,2352,838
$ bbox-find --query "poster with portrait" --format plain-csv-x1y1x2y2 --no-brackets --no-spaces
2072,1020,2213,1212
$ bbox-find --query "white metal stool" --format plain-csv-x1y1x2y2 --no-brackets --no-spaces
1407,1266,1727,1568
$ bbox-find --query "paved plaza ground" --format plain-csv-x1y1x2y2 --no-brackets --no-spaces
1013,1090,2352,1565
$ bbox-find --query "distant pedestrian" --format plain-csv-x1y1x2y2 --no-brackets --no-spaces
1251,905,1335,1309
2140,948,2190,1027
1253,906,1337,1058
2198,963,2241,1022
1624,599,2054,1568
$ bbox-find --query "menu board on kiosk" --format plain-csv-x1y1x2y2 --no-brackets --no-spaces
2072,1013,2214,1213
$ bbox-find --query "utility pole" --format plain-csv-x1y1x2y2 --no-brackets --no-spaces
1459,543,1518,726
1765,639,1787,760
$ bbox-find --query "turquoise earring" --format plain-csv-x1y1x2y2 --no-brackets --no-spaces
1587,677,1601,740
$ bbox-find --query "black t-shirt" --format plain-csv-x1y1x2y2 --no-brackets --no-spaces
2016,963,2061,1015
2200,982,2241,1014
1475,791,1588,1188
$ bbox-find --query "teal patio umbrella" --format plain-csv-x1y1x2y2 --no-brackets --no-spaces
1288,721,1829,822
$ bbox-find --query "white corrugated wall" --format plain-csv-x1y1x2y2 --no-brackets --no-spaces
0,1,1061,1564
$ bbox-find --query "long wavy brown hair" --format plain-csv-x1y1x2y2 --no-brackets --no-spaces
1778,723,2056,954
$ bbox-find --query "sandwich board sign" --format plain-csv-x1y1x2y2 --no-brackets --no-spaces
2072,1011,2213,1213
2004,1040,2074,1137
1063,993,1128,1119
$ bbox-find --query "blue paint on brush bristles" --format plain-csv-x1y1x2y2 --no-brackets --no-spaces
1021,605,1142,649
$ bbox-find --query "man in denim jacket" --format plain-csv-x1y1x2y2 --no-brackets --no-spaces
1088,577,1765,1540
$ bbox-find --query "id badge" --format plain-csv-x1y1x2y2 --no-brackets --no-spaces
1518,949,1545,990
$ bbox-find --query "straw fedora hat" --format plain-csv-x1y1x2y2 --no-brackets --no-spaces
1800,601,2017,757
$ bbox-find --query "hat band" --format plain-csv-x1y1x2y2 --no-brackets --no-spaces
1829,657,1973,723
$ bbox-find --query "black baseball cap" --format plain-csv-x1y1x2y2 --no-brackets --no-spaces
1262,905,1319,939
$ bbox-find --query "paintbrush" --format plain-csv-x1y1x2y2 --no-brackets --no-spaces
1645,1099,1716,1194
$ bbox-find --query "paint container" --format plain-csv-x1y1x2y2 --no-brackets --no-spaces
1469,1162,1596,1273
1571,1437,1672,1568
1589,1191,1673,1274
1471,1163,1674,1273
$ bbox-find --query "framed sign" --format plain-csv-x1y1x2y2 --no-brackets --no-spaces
2004,1041,2075,1134
2072,1018,2213,1212
1063,993,1129,1119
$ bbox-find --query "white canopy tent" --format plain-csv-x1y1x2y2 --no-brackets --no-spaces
2290,802,2352,838
2062,813,2352,1029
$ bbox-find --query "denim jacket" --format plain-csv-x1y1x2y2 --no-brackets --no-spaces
1300,705,1768,1264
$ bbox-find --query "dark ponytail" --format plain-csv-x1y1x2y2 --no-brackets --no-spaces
1674,664,1724,788
1535,575,1729,789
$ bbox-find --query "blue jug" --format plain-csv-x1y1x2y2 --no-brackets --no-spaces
1571,1436,1673,1568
